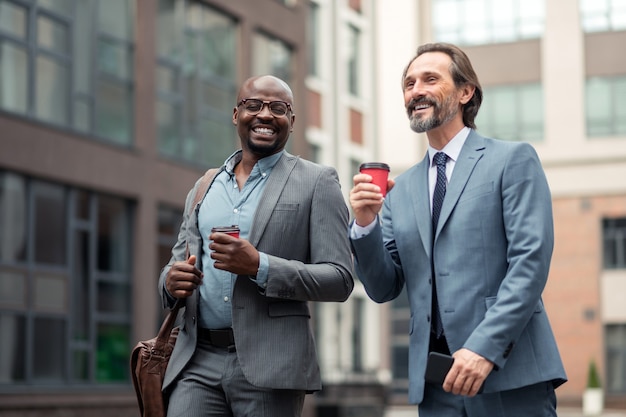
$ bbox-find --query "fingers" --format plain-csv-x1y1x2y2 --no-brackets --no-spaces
166,258,202,298
443,349,493,397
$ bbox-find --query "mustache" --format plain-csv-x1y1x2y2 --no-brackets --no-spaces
407,97,436,110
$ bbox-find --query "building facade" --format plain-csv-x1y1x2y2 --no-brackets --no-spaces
0,0,319,415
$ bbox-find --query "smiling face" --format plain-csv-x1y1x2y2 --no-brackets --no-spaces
233,76,295,159
402,51,470,136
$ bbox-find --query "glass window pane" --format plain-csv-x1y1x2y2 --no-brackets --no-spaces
34,273,67,313
33,181,67,265
252,33,293,85
156,0,182,59
0,270,26,308
97,281,130,314
0,41,28,114
96,323,130,382
0,172,27,262
37,15,69,55
72,230,90,341
586,78,612,136
199,8,236,80
38,0,74,16
157,100,179,156
74,0,96,94
98,39,132,80
201,81,233,116
36,55,69,125
98,0,133,41
157,64,177,93
73,99,91,132
33,317,66,380
95,79,133,144
0,313,26,383
72,350,90,381
97,196,130,272
0,1,27,39
198,118,236,167
392,345,409,379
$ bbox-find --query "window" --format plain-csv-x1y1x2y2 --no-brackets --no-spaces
156,0,238,168
0,0,135,144
347,24,360,96
586,76,626,137
603,218,626,269
475,83,544,142
433,0,544,46
580,0,626,32
307,1,320,77
606,324,626,394
252,32,293,86
0,171,133,387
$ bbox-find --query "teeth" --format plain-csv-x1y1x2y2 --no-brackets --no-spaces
415,103,430,110
253,127,275,135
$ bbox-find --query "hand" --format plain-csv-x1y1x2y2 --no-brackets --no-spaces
349,173,395,227
209,232,260,276
165,255,203,298
443,348,494,397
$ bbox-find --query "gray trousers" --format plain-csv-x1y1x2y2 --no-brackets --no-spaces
419,381,558,417
166,339,305,417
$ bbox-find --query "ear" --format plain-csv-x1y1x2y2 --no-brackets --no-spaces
289,113,296,132
459,84,475,105
232,107,239,125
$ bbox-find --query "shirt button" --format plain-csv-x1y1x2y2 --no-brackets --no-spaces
224,296,229,302
233,208,238,213
262,172,267,177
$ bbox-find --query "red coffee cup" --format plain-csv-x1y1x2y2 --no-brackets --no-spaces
359,162,390,197
211,225,240,238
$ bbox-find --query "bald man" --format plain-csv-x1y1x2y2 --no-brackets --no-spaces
159,75,354,417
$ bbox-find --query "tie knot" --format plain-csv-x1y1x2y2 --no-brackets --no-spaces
434,152,448,167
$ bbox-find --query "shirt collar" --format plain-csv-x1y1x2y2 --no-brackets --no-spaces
223,149,284,177
428,126,471,166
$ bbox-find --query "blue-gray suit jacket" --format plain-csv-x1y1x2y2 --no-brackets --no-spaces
160,152,354,393
351,130,567,404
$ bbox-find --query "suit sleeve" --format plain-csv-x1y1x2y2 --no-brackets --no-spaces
157,180,200,309
262,166,354,302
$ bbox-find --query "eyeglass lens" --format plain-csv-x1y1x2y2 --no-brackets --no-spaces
243,99,288,116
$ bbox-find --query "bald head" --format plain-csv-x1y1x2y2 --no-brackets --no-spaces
237,75,294,105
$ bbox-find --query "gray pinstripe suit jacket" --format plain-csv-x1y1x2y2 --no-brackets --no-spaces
159,152,354,393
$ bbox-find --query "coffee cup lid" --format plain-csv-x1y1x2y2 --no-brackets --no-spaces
211,225,240,233
359,162,390,171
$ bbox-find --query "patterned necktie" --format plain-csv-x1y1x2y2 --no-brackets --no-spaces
431,152,448,338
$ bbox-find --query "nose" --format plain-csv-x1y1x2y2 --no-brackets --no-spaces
257,103,274,117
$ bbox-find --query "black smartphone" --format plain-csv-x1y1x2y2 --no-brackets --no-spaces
424,352,454,385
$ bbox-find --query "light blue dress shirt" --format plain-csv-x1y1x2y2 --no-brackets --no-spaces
197,150,281,329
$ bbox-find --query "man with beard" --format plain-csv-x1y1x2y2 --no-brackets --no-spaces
348,43,566,416
160,75,354,417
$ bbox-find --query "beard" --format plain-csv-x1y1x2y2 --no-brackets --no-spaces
244,135,287,157
408,94,459,133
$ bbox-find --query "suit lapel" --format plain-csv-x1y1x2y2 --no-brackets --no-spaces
248,152,299,247
409,152,433,257
436,131,485,236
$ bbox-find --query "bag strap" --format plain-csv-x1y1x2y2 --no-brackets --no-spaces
189,168,219,216
156,168,220,341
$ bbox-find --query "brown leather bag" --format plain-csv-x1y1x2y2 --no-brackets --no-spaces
130,168,217,416
130,301,182,417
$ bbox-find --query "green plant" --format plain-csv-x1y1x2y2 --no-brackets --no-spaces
587,360,602,389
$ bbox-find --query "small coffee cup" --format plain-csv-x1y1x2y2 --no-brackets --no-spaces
359,162,390,197
211,225,240,238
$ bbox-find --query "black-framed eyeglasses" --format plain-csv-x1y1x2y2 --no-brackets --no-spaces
237,98,292,117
